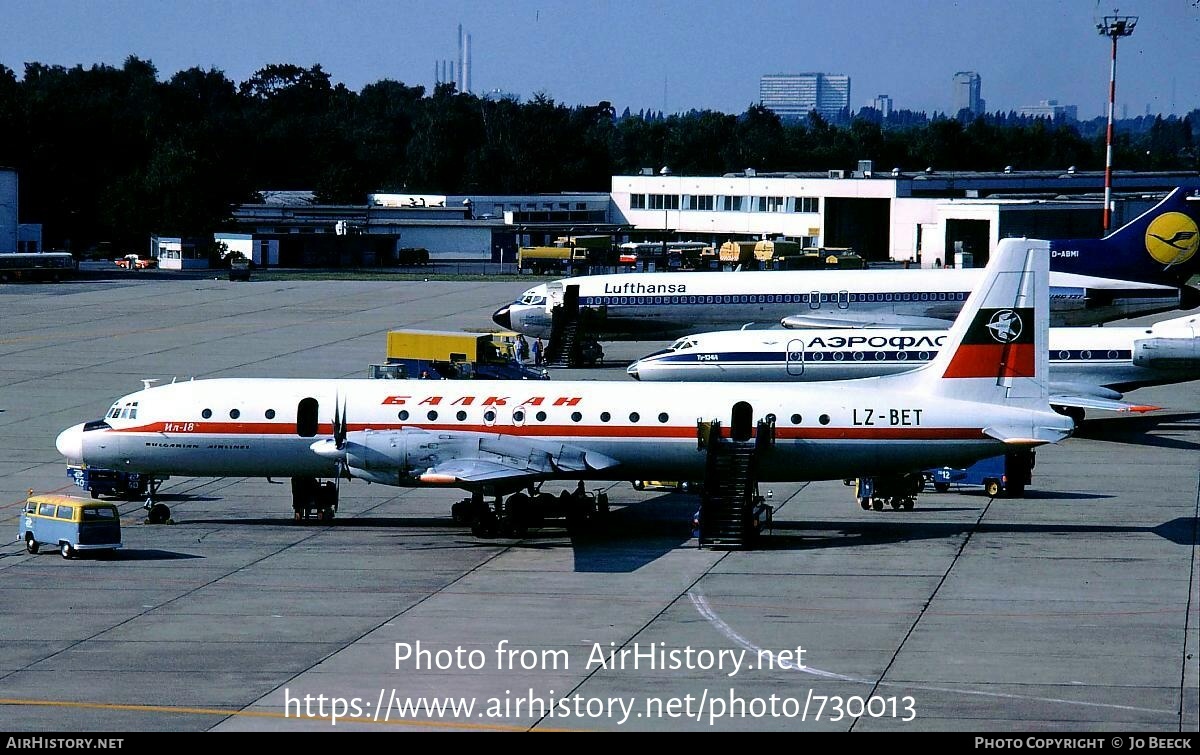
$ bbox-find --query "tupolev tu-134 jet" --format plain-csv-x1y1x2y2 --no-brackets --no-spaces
56,237,1073,536
493,188,1200,341
626,313,1200,422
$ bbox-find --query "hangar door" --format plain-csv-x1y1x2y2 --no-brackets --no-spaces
823,198,890,262
944,219,990,266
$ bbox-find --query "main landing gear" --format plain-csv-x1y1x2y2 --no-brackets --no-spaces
452,483,610,538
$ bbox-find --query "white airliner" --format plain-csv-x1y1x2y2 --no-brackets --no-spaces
627,314,1200,419
56,238,1073,533
493,188,1200,338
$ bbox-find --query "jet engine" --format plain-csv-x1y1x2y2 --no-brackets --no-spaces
1133,337,1200,371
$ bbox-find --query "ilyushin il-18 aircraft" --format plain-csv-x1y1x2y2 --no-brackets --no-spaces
626,313,1200,422
56,237,1072,536
493,188,1200,340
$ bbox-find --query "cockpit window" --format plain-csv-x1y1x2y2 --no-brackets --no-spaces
670,338,697,351
519,293,546,305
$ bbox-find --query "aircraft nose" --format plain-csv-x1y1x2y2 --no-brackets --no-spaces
56,423,86,462
492,304,512,330
626,363,641,380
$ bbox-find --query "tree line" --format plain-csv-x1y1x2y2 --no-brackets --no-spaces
0,57,1195,251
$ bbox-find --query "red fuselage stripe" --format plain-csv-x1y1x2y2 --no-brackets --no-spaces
110,421,986,441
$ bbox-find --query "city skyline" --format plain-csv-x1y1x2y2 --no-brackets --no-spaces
0,0,1197,118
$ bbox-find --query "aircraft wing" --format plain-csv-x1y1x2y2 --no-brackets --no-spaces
414,434,621,485
418,458,546,484
781,312,955,330
316,428,621,488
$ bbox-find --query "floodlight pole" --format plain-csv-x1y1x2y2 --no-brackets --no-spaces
1097,13,1137,233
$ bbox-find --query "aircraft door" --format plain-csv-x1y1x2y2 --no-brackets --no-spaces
786,338,805,376
809,290,821,310
837,290,850,309
731,401,753,442
296,397,319,438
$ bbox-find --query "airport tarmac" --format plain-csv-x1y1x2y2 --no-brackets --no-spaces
0,274,1196,732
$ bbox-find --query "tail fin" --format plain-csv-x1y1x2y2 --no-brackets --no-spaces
914,237,1049,408
1052,187,1200,286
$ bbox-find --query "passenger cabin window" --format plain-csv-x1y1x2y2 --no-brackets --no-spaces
39,503,56,517
296,397,319,438
56,505,73,519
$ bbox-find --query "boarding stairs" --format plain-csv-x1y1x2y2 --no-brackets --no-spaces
697,418,774,549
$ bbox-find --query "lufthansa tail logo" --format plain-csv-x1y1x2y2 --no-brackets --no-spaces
1145,212,1200,267
986,310,1023,343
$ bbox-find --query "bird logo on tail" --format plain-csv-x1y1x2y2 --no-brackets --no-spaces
1145,212,1200,267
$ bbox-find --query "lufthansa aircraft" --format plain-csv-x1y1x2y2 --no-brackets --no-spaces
627,314,1200,420
56,238,1072,533
493,188,1200,339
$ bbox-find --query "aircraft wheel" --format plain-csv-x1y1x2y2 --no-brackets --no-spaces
451,500,472,525
60,542,75,559
858,497,871,510
902,498,915,511
984,480,1002,498
147,503,171,524
632,480,645,491
871,499,884,511
889,497,902,510
25,535,39,554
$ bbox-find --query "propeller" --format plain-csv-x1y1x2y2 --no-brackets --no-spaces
332,394,348,450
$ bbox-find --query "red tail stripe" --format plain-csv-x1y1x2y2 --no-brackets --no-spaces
943,343,1035,379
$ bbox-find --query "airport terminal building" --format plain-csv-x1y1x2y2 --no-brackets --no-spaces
223,168,1200,267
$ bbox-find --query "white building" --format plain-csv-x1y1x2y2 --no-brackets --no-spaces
612,167,1199,266
1019,99,1079,121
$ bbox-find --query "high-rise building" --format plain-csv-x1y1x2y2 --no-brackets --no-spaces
872,94,893,118
760,73,851,120
953,71,985,115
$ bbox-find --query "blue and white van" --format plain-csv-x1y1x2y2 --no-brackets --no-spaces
17,494,122,558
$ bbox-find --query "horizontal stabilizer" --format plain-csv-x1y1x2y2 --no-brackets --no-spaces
983,425,1073,445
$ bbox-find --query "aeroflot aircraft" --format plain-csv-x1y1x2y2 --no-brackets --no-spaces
57,238,1072,531
493,188,1200,338
627,314,1200,418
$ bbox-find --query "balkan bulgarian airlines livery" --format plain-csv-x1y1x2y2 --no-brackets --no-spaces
493,188,1200,339
56,238,1073,532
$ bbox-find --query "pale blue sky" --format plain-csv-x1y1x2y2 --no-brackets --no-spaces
1,0,1197,117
